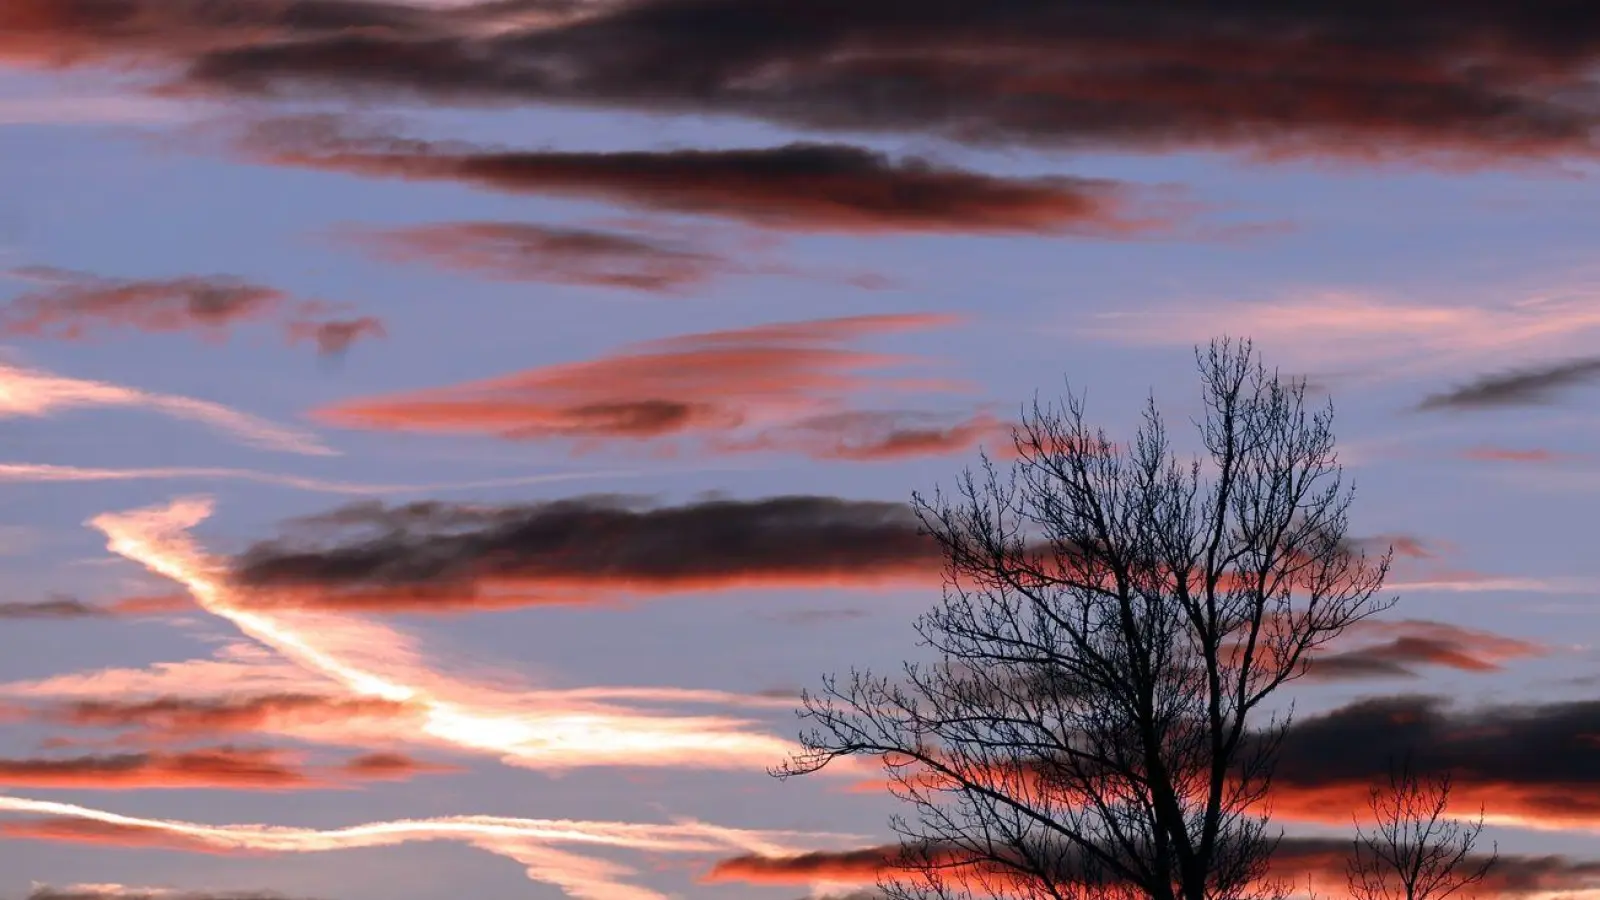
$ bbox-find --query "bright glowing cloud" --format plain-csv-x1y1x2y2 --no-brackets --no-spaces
81,497,804,771
0,358,332,455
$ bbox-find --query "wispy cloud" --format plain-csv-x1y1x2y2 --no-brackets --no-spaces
1,267,385,356
28,884,300,900
1306,618,1546,681
0,596,106,619
0,746,443,790
312,313,1004,460
1084,288,1600,379
0,460,651,495
339,222,738,293
82,496,809,771
1419,356,1600,411
0,358,334,455
0,794,861,900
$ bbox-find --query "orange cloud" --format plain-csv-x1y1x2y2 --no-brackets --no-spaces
47,692,417,739
0,747,310,790
311,313,996,460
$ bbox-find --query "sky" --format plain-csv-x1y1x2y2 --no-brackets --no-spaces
2,3,1600,900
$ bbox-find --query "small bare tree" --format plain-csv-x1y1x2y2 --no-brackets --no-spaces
778,339,1394,900
1347,761,1497,900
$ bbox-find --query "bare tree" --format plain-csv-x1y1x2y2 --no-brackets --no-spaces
777,340,1394,900
1347,761,1497,900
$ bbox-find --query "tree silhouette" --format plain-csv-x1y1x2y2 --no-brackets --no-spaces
778,339,1393,900
1347,761,1497,900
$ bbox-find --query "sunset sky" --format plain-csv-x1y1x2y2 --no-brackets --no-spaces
3,4,1600,900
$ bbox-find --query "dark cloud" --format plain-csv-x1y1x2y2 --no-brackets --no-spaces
1270,694,1600,828
240,118,1170,234
0,596,107,619
1419,357,1600,410
340,222,733,292
10,1,1600,161
704,836,1599,898
29,888,299,900
226,494,941,611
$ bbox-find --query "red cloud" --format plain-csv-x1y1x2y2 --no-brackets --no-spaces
0,744,447,790
1459,445,1567,463
312,313,999,461
0,747,310,790
340,222,735,293
703,837,1596,900
49,693,418,739
241,119,1176,235
0,268,284,340
0,267,384,356
0,817,228,853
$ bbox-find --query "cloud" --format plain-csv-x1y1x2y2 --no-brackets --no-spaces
12,1,1600,162
1268,694,1600,831
722,410,1010,461
0,747,322,790
1085,289,1600,378
81,497,808,772
284,316,386,357
311,313,999,460
27,886,297,900
0,460,652,496
1459,446,1567,463
340,222,736,292
702,837,1600,899
43,693,415,739
226,495,940,611
1306,618,1546,681
1,267,386,356
0,358,334,455
1419,356,1600,410
0,793,861,900
0,268,285,339
0,596,107,619
240,118,1172,235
